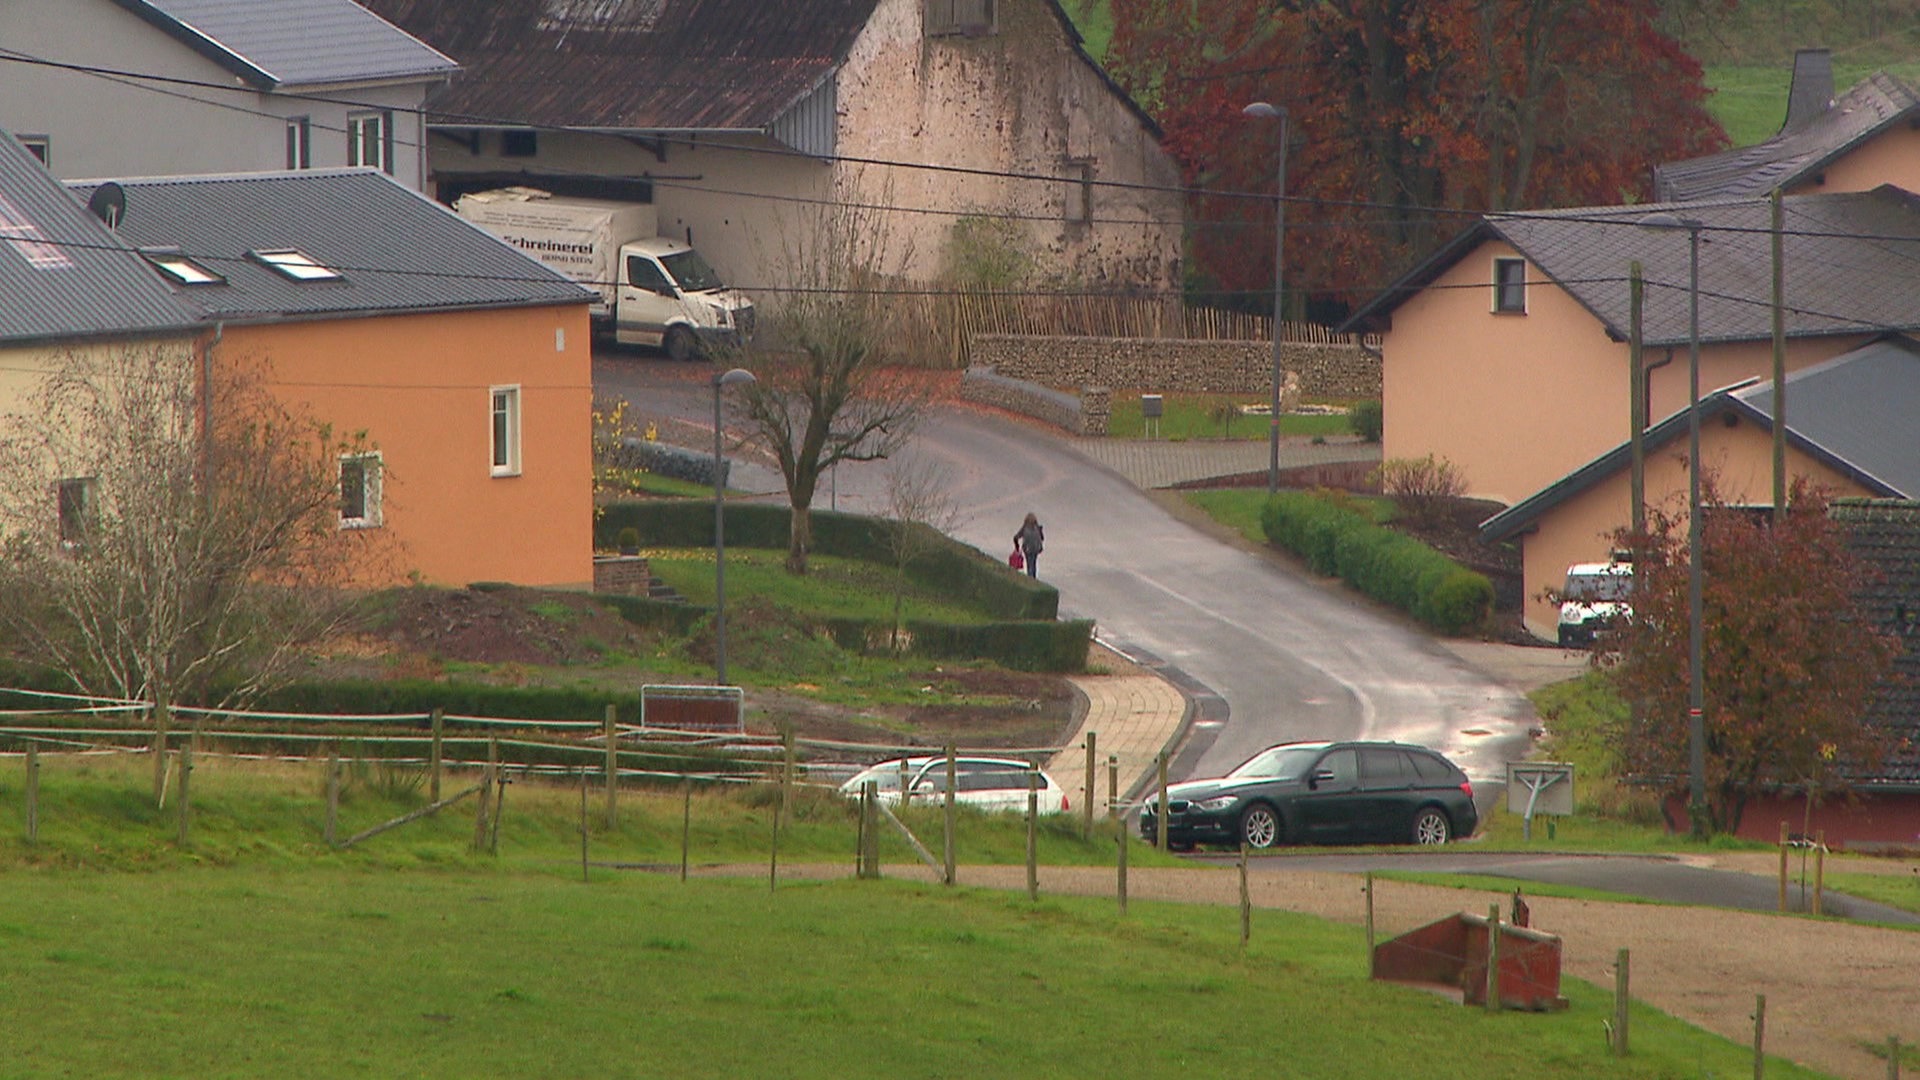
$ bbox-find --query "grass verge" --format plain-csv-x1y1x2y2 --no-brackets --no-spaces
1107,392,1359,441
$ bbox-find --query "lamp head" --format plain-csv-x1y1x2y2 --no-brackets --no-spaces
1243,102,1283,120
714,367,757,389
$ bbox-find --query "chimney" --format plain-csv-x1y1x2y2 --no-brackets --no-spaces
1782,48,1834,134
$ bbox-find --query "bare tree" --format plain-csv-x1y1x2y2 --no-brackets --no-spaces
879,455,966,651
727,191,932,574
0,344,388,801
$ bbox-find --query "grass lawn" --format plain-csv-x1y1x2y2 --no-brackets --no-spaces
0,863,1829,1079
642,547,992,625
1707,61,1920,146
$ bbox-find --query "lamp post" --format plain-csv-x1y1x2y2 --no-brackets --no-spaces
1243,101,1288,494
712,367,757,685
1640,212,1708,837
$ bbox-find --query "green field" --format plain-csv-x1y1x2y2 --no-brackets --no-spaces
1106,393,1359,441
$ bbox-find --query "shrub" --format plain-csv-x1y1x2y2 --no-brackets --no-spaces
1349,399,1383,442
1372,454,1467,526
1261,490,1492,635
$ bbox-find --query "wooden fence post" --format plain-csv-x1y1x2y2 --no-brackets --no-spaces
1116,815,1128,915
942,744,956,887
1614,948,1631,1056
1155,753,1169,851
1484,905,1501,1013
579,771,590,883
325,749,340,847
1083,732,1096,841
429,707,444,803
24,743,39,846
1025,771,1039,901
488,740,504,854
1888,1035,1901,1080
1107,754,1118,819
680,777,692,883
1813,831,1826,917
471,744,493,853
1778,821,1789,912
1238,845,1250,945
604,704,619,830
151,700,170,807
175,745,192,846
1364,871,1375,964
1753,994,1767,1080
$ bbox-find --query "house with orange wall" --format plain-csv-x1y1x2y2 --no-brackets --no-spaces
65,167,595,589
1655,50,1920,202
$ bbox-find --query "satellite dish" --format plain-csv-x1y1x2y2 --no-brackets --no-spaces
87,182,126,229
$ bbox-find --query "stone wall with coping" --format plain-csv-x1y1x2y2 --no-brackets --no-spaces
971,334,1380,400
960,367,1111,435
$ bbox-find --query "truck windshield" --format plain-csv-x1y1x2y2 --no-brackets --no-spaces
660,249,725,292
1564,572,1631,603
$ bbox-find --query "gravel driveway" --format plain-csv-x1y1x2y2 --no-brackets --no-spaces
733,859,1920,1079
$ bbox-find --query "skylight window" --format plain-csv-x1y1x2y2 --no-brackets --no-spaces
250,248,343,282
143,249,224,286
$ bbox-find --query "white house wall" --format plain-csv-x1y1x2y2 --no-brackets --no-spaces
0,0,431,189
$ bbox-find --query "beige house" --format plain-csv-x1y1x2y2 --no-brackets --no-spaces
359,0,1184,302
1481,336,1920,637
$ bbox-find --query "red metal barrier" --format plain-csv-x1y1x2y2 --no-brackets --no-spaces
1371,911,1568,1011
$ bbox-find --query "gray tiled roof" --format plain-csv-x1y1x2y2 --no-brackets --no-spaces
110,0,457,89
1653,72,1920,202
66,168,591,321
1342,186,1920,346
1738,336,1920,498
1829,498,1920,785
0,131,196,345
1480,334,1920,546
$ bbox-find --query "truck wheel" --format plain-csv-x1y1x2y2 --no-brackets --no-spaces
664,327,697,363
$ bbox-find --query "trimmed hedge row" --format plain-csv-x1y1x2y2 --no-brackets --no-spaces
596,500,1059,621
1260,492,1492,635
817,616,1093,673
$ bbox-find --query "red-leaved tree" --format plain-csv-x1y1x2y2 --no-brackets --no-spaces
1597,476,1902,835
1106,0,1729,314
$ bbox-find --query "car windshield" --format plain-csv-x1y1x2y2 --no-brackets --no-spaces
1563,571,1631,603
659,249,725,292
1227,746,1324,781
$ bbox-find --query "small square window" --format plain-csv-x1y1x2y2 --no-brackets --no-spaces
143,248,225,285
501,130,538,157
1062,158,1094,224
491,386,521,477
250,248,343,282
57,476,93,549
347,111,394,174
339,453,383,528
1492,257,1527,313
927,0,996,36
19,136,50,165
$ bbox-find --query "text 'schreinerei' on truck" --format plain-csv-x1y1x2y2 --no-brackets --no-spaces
453,187,753,360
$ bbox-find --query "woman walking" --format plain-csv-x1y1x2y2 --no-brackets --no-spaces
1014,512,1045,578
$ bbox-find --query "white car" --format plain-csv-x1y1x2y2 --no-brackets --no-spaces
838,756,1069,814
1557,560,1633,647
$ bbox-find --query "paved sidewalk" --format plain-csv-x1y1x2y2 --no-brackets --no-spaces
1044,670,1188,813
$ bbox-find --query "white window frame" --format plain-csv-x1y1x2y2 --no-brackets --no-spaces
19,135,50,165
143,248,224,286
250,247,343,282
286,116,311,170
57,476,94,550
1062,158,1094,224
491,385,522,477
347,111,394,174
1492,257,1527,314
338,452,383,529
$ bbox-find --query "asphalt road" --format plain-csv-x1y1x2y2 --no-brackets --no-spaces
594,356,1539,791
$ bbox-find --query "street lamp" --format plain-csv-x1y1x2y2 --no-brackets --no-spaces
712,366,757,685
1639,212,1708,837
1243,101,1288,495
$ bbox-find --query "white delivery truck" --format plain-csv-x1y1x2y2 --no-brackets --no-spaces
453,187,753,360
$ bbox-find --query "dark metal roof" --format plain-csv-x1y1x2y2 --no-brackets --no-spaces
1340,186,1920,346
108,0,457,89
1831,498,1920,784
0,130,197,345
1479,334,1920,544
65,168,591,322
1653,71,1920,202
359,0,880,131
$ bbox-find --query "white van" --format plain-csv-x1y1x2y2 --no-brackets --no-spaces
1557,561,1634,648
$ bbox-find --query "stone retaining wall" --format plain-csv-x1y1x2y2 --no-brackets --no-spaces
971,334,1379,400
959,367,1111,435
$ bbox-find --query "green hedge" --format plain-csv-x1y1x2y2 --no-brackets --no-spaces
818,617,1094,673
1261,492,1492,635
597,501,1058,621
